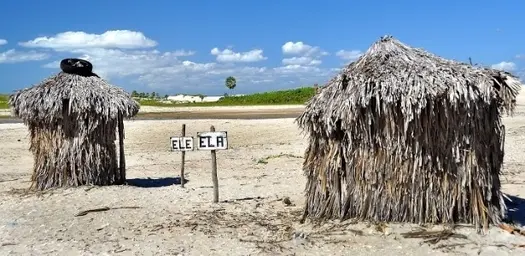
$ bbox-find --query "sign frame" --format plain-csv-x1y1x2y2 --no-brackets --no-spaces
170,136,195,151
196,131,228,150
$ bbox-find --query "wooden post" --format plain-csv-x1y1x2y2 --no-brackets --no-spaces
210,125,219,203
117,111,126,184
180,124,186,188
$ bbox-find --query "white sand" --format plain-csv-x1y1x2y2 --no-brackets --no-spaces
1,97,525,255
0,109,10,116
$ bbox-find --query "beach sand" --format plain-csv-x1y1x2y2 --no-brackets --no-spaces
1,95,525,255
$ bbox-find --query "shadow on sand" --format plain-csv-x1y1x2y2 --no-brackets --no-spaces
126,177,189,188
504,194,525,226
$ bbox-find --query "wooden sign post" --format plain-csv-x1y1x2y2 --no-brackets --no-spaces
197,126,228,203
169,124,228,202
180,124,186,187
170,124,194,187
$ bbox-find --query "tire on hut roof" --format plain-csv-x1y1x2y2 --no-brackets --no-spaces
8,58,140,190
295,35,522,233
60,58,98,77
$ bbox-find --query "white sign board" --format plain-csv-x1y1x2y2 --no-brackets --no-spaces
197,131,228,150
170,136,194,151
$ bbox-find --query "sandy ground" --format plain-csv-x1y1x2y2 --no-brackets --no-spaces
0,105,305,118
0,105,305,124
2,96,525,255
0,109,10,116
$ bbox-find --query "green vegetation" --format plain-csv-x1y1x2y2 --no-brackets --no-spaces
217,87,315,105
0,87,317,109
0,94,8,109
131,90,169,99
138,87,316,107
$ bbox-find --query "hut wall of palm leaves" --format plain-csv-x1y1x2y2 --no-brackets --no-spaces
296,36,522,232
8,58,140,190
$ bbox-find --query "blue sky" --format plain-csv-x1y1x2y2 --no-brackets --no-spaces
0,0,524,95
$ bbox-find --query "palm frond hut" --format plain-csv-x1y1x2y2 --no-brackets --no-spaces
296,36,522,232
9,58,140,190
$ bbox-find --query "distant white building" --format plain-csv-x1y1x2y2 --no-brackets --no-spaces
167,94,223,103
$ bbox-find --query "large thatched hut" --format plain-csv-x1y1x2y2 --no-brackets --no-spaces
296,36,522,232
9,58,140,190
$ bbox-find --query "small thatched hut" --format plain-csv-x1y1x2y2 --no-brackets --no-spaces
9,58,140,190
296,36,522,232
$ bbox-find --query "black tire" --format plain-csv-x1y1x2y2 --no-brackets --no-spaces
60,58,94,76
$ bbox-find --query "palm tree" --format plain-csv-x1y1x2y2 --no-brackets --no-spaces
225,76,236,95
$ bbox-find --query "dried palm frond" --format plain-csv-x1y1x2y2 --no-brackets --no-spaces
296,35,522,233
9,71,139,190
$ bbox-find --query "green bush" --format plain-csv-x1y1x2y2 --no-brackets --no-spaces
0,87,318,109
139,87,316,107
217,87,316,105
0,94,8,109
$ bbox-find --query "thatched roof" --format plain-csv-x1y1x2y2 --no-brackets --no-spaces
8,59,139,190
9,66,139,125
298,35,522,135
295,36,523,232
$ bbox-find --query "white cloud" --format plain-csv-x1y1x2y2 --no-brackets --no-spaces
0,39,7,46
281,41,328,57
491,61,516,72
210,48,267,62
516,54,524,59
335,50,363,61
170,50,196,57
42,48,202,78
282,41,310,55
0,49,49,63
518,70,525,81
40,46,274,90
26,30,335,93
282,56,321,66
274,64,322,74
19,30,157,50
280,41,327,74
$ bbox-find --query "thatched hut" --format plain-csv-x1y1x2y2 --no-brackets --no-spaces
296,36,522,232
9,58,140,190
